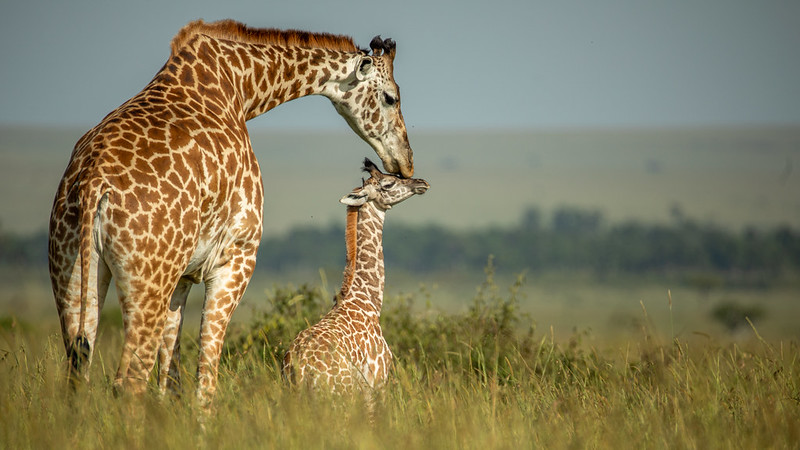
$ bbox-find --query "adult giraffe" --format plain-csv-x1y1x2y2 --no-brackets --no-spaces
48,19,414,406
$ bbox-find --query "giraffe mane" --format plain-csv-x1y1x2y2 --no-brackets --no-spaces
170,19,362,56
340,206,360,298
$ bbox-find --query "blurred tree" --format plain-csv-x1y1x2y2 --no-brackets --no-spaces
520,207,542,231
5,206,798,281
551,207,603,235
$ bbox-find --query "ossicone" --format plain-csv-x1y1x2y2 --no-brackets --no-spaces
362,157,381,173
369,35,396,58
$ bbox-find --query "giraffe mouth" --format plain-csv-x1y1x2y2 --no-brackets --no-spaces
379,140,414,178
398,162,414,179
395,153,414,178
378,153,413,178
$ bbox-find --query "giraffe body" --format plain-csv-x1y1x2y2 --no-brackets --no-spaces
282,159,429,391
48,20,414,405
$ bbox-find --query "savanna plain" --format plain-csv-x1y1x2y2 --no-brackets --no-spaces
1,126,799,448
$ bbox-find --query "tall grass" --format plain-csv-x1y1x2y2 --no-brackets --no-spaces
2,265,798,448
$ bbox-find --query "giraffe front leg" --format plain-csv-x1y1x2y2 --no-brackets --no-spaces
195,246,257,408
157,277,192,395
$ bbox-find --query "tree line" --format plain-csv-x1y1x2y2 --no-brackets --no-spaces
257,207,800,279
2,207,799,278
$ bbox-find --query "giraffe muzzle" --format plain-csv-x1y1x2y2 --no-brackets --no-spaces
413,180,430,195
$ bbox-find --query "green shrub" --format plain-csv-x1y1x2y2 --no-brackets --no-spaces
223,283,330,369
228,258,605,391
710,300,765,332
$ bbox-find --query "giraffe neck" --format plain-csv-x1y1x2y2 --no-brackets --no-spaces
340,203,385,314
167,30,359,122
234,42,356,120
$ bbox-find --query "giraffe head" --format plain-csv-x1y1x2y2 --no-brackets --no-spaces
340,158,429,210
331,37,415,178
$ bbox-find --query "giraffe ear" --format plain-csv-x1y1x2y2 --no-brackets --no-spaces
340,188,369,206
355,56,373,81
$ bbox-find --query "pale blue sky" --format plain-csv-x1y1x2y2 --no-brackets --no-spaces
1,0,798,130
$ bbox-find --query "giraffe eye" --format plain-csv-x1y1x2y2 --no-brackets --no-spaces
383,92,397,106
380,180,396,190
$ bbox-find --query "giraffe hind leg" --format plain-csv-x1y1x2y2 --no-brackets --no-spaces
113,280,175,396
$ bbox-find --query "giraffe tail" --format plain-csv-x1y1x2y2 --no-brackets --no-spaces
68,335,91,377
68,177,106,378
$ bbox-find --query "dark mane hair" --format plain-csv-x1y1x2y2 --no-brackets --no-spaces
171,19,361,56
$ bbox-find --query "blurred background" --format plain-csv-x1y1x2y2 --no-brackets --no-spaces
1,0,798,342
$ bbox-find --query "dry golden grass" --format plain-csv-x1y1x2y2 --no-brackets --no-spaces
2,271,799,449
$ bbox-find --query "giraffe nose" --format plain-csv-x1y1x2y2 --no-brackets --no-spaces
413,180,430,194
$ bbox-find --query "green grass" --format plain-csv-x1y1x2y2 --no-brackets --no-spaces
2,265,799,449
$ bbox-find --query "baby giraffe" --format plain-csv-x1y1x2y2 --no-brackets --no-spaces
282,158,429,393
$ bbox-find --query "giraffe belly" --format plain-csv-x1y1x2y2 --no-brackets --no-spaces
182,232,236,283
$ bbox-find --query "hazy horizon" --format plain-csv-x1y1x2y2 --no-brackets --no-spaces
2,124,798,237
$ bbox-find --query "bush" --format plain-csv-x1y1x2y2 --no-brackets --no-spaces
227,257,604,389
382,257,537,385
710,300,765,333
223,283,331,368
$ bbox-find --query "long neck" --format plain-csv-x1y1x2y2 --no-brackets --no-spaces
189,35,356,121
340,203,386,313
